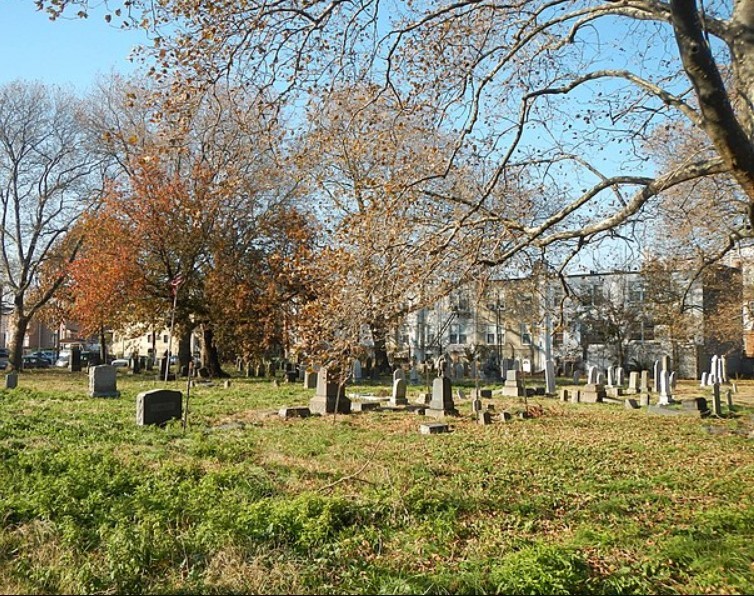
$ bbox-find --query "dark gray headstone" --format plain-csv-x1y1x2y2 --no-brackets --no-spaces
69,347,81,372
390,378,408,406
4,372,17,390
136,389,182,426
425,376,458,418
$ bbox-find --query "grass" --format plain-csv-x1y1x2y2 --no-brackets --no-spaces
1,368,754,594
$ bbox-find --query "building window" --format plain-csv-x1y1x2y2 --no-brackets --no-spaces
449,324,467,344
486,325,496,345
520,323,532,345
552,330,564,346
163,334,169,343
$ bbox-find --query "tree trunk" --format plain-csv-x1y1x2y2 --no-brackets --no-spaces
370,322,391,375
99,326,108,363
201,324,228,378
8,305,29,372
177,324,193,376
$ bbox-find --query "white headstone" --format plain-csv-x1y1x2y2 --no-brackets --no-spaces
616,367,625,386
658,370,672,405
653,360,661,392
700,372,708,387
587,365,597,385
607,366,615,387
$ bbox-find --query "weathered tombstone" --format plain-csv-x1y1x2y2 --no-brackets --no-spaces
309,367,351,415
501,369,526,397
89,365,120,398
639,393,651,407
285,370,297,383
351,401,380,412
136,389,182,426
580,382,606,403
595,372,605,386
720,355,728,383
573,370,582,384
660,354,671,372
278,406,310,419
545,359,556,395
472,397,482,414
607,366,615,387
640,370,650,393
616,367,625,387
652,360,661,392
700,372,708,388
570,390,580,404
587,365,598,385
726,389,734,411
711,383,722,417
682,397,709,416
393,368,405,383
425,376,458,419
559,388,569,402
390,378,408,406
304,370,318,389
409,367,420,385
669,371,676,389
129,355,141,374
657,370,673,406
352,360,362,382
628,371,640,394
420,422,449,434
224,380,231,389
69,347,82,372
710,355,719,384
4,372,17,390
477,410,492,425
624,398,640,409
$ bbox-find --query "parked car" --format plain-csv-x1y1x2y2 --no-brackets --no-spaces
110,358,129,368
29,351,53,365
55,351,70,367
22,355,50,369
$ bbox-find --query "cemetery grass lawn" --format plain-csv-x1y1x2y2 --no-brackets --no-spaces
1,371,754,594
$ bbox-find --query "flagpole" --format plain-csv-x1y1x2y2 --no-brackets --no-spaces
165,284,179,383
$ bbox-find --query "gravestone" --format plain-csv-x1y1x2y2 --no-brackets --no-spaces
683,398,709,416
628,371,640,394
652,360,661,392
309,367,351,415
660,354,671,371
409,367,420,384
720,354,728,383
89,365,120,398
425,376,458,419
595,372,605,386
129,355,141,374
278,406,311,419
573,370,582,384
587,365,598,385
545,359,556,395
657,370,673,406
352,360,362,382
639,393,651,407
390,378,408,406
616,367,625,387
710,355,719,385
224,380,231,389
580,383,606,403
420,422,449,434
454,362,465,379
727,389,734,411
570,390,580,403
669,371,676,389
624,398,640,409
711,383,722,417
607,366,615,387
285,370,298,383
136,389,182,426
501,369,526,397
304,371,318,389
559,388,569,402
393,368,405,383
69,347,82,372
477,410,492,425
700,372,708,387
640,370,650,393
4,372,17,390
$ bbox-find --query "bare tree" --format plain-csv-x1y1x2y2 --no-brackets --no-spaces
0,81,100,369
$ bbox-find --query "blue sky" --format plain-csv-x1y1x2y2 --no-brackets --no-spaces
0,1,149,92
